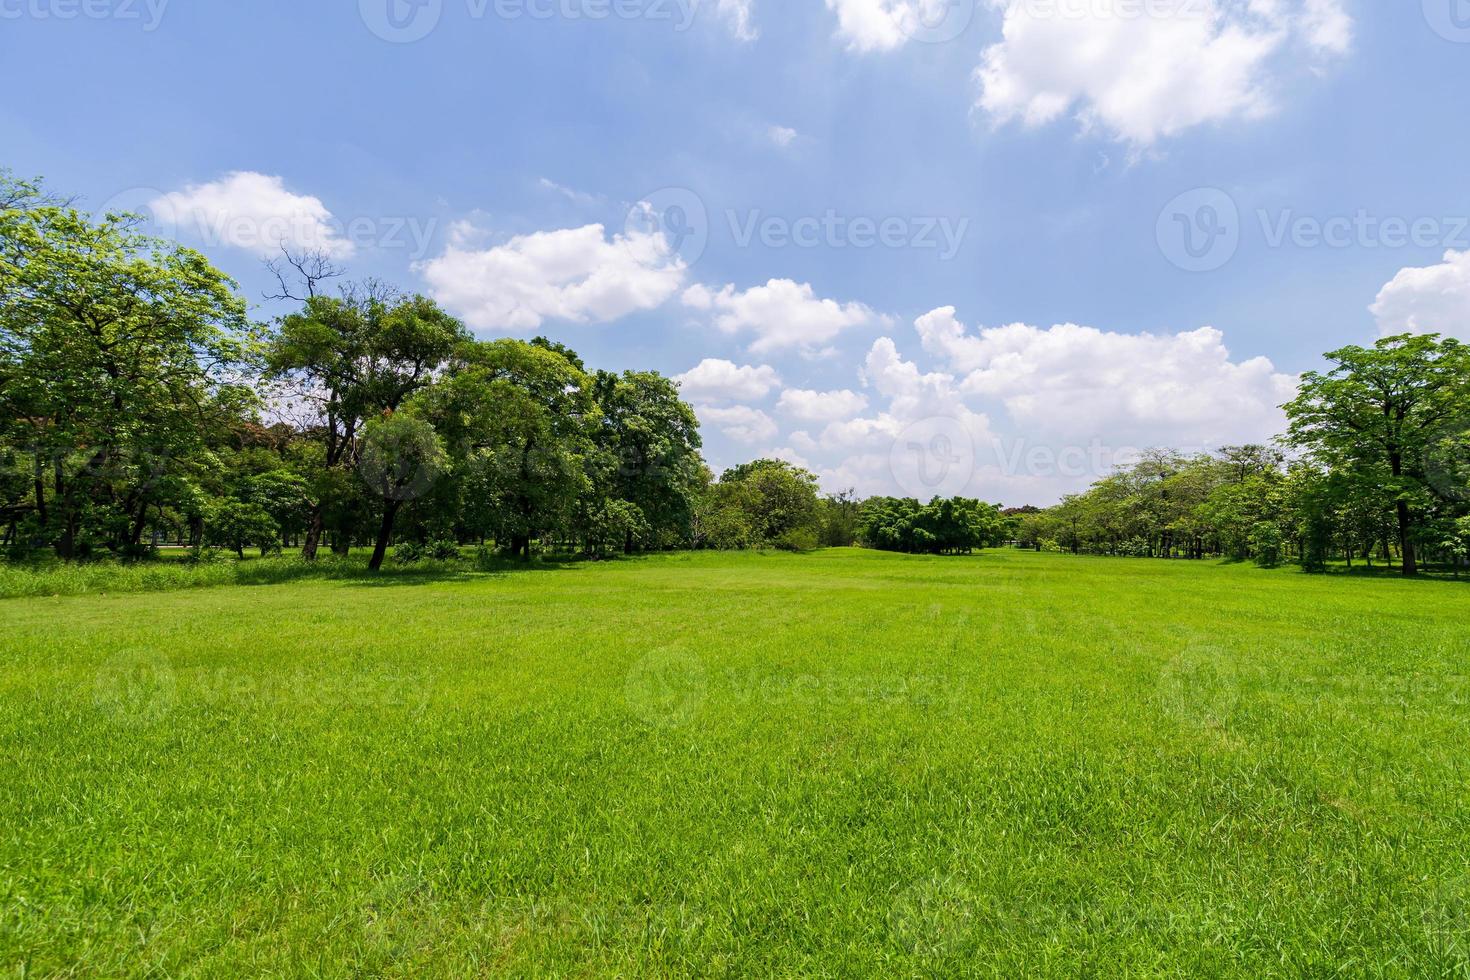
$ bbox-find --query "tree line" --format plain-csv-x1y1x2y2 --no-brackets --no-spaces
3,172,1467,576
1015,333,1470,576
0,172,1007,568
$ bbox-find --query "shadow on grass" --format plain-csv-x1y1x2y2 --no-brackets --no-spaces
0,551,596,600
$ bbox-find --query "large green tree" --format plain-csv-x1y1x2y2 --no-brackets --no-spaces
264,289,466,559
426,339,596,559
1285,334,1470,575
0,177,255,557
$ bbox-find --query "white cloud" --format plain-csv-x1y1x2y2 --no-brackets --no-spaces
777,388,870,422
717,0,758,40
682,278,885,353
674,359,782,401
752,310,1298,503
537,178,601,207
769,125,799,148
824,0,955,52
418,223,685,331
766,446,813,470
1371,250,1470,341
915,306,1297,445
976,0,1352,146
151,171,353,259
698,404,779,444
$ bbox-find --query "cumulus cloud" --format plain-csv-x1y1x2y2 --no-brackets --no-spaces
1370,250,1470,341
418,222,685,331
151,171,353,259
777,388,870,422
914,306,1297,446
824,0,959,52
697,404,780,444
682,279,885,354
675,359,782,401
754,309,1298,503
976,0,1352,146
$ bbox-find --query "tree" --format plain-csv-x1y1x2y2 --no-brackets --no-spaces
588,369,702,552
358,411,447,572
1285,334,1470,575
264,287,466,559
0,178,256,558
205,499,279,559
713,460,822,550
426,339,595,560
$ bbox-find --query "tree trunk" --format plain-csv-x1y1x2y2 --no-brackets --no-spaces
1396,499,1417,576
302,507,325,560
32,454,47,529
128,498,150,548
369,500,402,572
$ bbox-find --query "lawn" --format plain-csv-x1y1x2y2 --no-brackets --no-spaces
1,549,1468,977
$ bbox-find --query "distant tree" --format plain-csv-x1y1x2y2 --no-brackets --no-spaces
714,459,822,550
205,499,279,559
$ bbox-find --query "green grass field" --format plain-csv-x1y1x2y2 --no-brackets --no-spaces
2,549,1468,977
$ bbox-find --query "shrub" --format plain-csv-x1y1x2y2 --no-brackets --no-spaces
427,539,462,561
394,541,425,565
772,528,819,552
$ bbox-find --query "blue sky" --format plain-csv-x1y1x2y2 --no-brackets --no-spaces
4,0,1469,503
